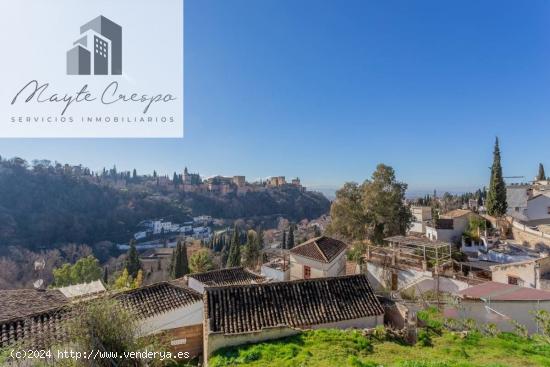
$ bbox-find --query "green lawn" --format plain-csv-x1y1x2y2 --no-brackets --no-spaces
209,329,550,367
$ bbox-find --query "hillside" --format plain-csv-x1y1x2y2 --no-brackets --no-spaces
0,160,190,251
180,187,329,220
209,329,550,367
0,158,330,251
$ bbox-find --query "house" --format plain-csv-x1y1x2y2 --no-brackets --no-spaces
426,209,483,243
57,280,106,300
203,275,384,360
445,281,550,334
488,256,550,289
409,206,432,234
289,236,347,280
507,184,550,224
114,281,204,358
186,267,266,293
0,282,204,359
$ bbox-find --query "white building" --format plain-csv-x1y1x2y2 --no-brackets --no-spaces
426,209,483,243
289,236,347,280
507,184,550,225
447,281,550,334
409,206,432,234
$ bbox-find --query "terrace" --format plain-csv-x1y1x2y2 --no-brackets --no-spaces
366,236,452,271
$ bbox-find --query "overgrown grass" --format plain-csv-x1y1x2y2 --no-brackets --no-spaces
209,329,550,367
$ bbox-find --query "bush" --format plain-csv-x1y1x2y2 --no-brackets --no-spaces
417,329,433,347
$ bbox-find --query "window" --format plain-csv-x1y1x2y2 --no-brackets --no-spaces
515,207,519,212
508,276,519,285
303,265,311,279
547,207,550,214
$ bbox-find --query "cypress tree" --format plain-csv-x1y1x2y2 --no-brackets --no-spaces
171,240,189,278
125,241,141,278
486,137,507,217
282,230,286,249
287,225,295,249
102,267,108,284
227,226,241,267
220,245,229,268
537,163,546,181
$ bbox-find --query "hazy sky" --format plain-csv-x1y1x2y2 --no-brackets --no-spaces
1,0,550,193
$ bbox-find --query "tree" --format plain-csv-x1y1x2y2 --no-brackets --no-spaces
66,297,159,367
243,229,261,269
125,241,141,278
226,226,242,267
113,268,132,290
486,137,507,217
282,230,287,249
287,224,295,249
133,269,143,288
537,163,546,181
220,245,229,268
189,249,214,273
52,255,102,287
170,240,189,278
132,168,137,179
102,267,108,285
327,164,412,244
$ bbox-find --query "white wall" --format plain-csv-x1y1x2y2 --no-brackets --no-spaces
365,261,430,291
448,299,550,334
289,251,346,280
491,257,550,289
139,301,203,335
426,226,455,242
261,265,289,282
187,277,205,294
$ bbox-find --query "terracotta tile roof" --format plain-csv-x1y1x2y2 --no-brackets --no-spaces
0,289,68,322
188,267,266,287
458,281,550,301
441,209,475,219
0,282,202,348
205,274,383,334
290,236,347,263
0,306,72,349
114,282,202,318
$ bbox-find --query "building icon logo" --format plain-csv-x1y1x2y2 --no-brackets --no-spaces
66,15,122,75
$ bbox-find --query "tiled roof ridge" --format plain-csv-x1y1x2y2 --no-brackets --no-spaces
0,304,71,326
205,273,370,291
313,238,329,262
115,279,200,297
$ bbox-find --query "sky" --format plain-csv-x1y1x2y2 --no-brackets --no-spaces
1,0,550,195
